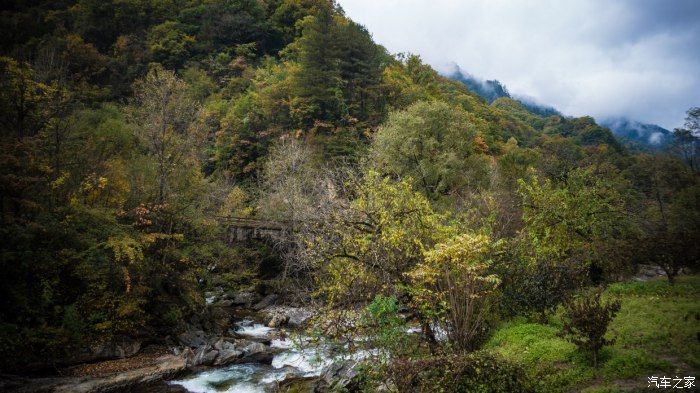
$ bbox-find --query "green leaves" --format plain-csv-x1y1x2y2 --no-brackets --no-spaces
0,57,58,139
561,288,621,367
517,166,630,267
147,21,195,69
372,100,488,199
360,295,413,357
312,170,451,307
407,233,500,351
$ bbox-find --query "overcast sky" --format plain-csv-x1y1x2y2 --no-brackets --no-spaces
337,0,700,129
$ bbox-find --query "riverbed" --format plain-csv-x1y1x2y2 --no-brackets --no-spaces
165,320,338,393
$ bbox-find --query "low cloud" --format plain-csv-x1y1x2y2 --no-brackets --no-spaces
338,0,700,129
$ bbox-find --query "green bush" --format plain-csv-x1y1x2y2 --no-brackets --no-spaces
561,288,621,367
498,257,583,321
62,304,87,340
360,295,414,357
605,276,700,297
389,351,533,393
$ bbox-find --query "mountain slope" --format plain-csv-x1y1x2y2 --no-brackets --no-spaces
599,117,672,149
445,64,673,150
445,64,559,116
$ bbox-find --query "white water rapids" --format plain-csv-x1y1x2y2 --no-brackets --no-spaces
168,320,334,393
168,318,417,392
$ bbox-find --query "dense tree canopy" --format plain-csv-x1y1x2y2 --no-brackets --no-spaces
0,0,698,378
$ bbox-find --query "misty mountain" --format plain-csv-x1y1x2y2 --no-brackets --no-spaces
445,65,560,117
445,64,672,149
448,68,510,103
515,96,561,118
599,117,672,149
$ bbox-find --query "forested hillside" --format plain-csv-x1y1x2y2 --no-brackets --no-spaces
1,1,698,391
446,65,676,151
600,117,672,150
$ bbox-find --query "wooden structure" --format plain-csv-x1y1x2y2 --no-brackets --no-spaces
218,216,289,242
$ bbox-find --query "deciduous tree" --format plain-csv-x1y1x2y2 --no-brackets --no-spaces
407,233,501,352
561,288,621,367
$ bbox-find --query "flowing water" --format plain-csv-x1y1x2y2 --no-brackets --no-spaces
167,320,334,393
161,316,418,392
126,318,421,393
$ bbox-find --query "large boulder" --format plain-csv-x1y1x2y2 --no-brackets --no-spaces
4,355,187,393
253,294,278,311
634,264,667,281
213,348,243,366
320,361,360,391
191,345,218,367
178,330,208,348
239,341,273,364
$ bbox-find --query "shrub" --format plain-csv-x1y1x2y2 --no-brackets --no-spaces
389,351,533,393
62,304,88,341
498,257,584,321
561,288,621,367
406,234,500,352
360,295,414,357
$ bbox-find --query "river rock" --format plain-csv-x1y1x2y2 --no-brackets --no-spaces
277,376,319,392
262,306,313,327
178,330,208,348
1,354,187,393
239,341,273,364
213,348,243,366
213,338,236,351
320,360,360,390
181,347,195,365
216,299,234,307
267,312,289,328
253,294,278,310
192,345,218,367
230,291,261,307
274,373,317,391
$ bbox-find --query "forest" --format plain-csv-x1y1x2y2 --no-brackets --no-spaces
0,1,698,392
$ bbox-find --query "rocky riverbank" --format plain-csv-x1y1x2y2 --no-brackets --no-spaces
0,289,358,393
0,350,186,393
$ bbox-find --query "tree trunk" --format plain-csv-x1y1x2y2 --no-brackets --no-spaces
592,349,598,368
422,321,439,355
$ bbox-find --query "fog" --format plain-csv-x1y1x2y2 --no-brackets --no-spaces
337,0,700,129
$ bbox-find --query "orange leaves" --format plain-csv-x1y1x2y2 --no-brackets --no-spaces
473,134,490,154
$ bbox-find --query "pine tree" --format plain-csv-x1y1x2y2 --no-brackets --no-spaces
288,2,345,128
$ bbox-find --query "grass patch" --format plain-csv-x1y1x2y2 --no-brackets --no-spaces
607,276,700,370
485,320,592,392
600,348,672,380
486,275,700,392
486,320,576,367
606,275,700,297
580,386,631,393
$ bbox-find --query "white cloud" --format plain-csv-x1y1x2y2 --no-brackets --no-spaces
337,0,700,129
